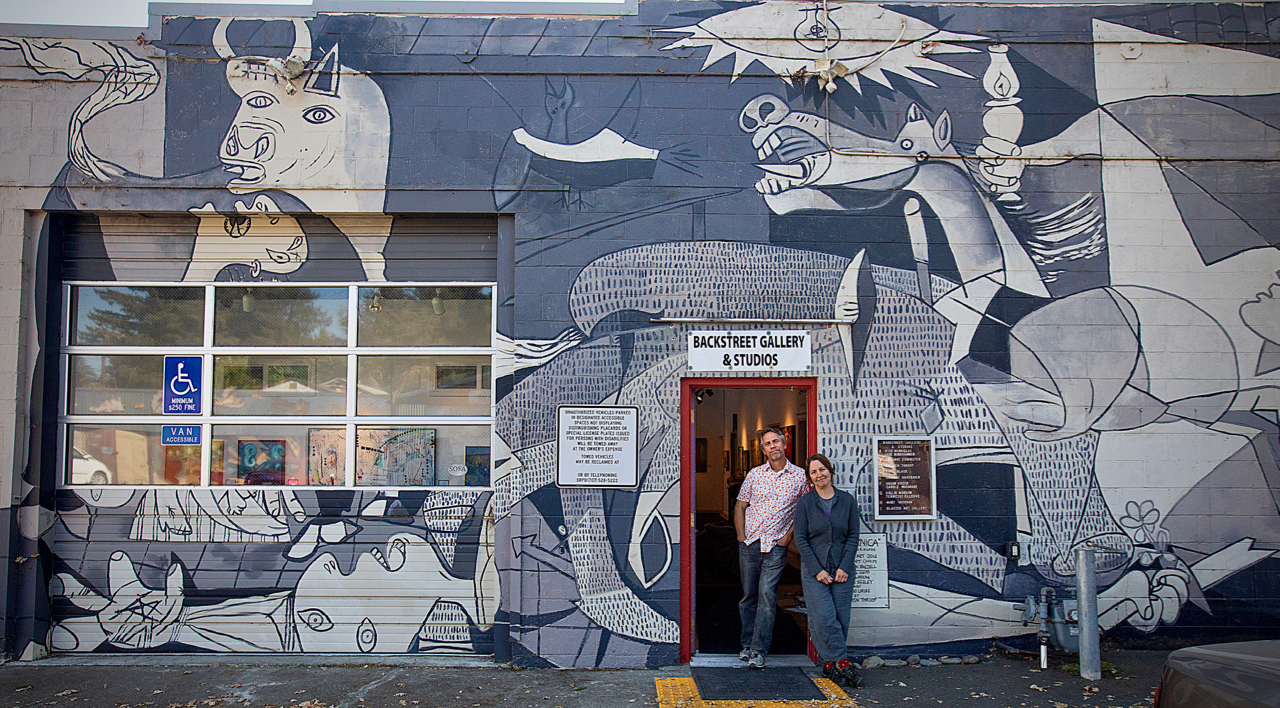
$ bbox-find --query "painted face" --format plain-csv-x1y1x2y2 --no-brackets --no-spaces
808,459,832,489
293,533,475,653
761,431,786,463
220,44,390,212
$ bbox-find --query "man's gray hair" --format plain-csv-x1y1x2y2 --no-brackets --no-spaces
758,427,785,444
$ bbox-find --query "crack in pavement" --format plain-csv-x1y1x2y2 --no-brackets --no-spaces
336,668,403,708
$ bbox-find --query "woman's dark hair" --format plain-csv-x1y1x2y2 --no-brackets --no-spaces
805,453,835,484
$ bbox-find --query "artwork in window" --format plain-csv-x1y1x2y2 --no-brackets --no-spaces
465,446,490,486
163,445,201,485
307,428,346,486
357,428,436,486
237,439,286,485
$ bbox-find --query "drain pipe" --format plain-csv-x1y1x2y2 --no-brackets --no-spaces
1076,547,1101,680
1037,587,1053,669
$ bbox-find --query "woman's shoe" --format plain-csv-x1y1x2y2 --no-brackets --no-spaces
840,664,864,689
822,663,848,686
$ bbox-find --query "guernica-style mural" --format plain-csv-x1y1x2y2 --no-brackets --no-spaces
2,0,1279,667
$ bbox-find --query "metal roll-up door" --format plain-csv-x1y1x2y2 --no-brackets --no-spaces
50,211,499,655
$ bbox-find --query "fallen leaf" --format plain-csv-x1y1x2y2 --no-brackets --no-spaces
16,687,31,692
57,691,79,697
1030,685,1047,692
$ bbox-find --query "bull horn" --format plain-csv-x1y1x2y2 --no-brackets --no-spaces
213,18,234,60
290,18,311,61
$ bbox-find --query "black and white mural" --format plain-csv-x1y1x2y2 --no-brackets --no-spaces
4,0,1280,667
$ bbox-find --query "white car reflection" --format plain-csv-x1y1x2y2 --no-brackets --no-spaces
71,447,112,485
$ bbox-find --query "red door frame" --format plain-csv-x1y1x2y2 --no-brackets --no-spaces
678,376,819,663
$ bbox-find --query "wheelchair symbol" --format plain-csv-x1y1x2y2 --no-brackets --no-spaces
169,362,198,396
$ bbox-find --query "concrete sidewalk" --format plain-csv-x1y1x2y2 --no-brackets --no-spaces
0,647,1165,708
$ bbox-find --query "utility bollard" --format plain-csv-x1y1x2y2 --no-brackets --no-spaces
1076,547,1101,680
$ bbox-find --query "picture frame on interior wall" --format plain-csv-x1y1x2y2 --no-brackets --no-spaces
696,438,707,474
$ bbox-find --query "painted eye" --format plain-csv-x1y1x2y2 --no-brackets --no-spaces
900,139,914,151
297,608,334,632
245,93,276,109
302,106,338,124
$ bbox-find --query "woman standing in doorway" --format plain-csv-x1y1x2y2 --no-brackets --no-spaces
794,453,863,688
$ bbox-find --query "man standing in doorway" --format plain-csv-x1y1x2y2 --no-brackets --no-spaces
735,427,809,668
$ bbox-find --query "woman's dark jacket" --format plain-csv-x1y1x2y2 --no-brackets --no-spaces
793,489,861,579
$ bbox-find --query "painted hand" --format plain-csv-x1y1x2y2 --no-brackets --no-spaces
975,136,1024,195
50,552,186,651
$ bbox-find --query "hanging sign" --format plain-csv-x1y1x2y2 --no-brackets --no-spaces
687,330,811,372
557,405,639,488
161,425,202,446
163,355,203,415
873,436,937,521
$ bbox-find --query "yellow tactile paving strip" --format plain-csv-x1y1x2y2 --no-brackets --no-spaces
654,677,858,708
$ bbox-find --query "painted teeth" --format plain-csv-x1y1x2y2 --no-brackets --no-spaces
767,133,782,152
758,146,769,161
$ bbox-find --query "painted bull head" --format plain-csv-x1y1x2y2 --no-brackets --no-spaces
740,95,954,213
213,19,390,213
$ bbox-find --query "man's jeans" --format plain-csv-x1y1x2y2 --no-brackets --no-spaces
800,571,854,662
739,540,788,655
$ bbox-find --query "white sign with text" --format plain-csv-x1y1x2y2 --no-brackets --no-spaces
686,330,811,372
850,533,889,608
557,405,639,488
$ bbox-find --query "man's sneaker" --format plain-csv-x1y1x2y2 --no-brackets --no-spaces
822,662,848,686
747,652,766,669
738,647,753,662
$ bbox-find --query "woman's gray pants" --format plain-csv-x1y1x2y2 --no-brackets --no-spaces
801,571,855,662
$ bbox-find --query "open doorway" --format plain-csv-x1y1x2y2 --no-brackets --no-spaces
679,378,817,661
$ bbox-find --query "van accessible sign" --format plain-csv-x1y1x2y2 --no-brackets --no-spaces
557,406,639,488
687,330,811,372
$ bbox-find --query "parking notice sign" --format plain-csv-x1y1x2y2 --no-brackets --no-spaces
163,356,202,414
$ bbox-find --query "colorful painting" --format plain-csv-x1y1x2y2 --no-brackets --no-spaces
357,428,435,486
465,446,490,487
307,428,345,486
236,440,285,486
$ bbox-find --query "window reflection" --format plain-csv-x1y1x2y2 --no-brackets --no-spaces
68,425,198,485
214,287,347,346
358,286,491,347
214,356,346,415
69,355,165,414
357,356,491,416
70,286,204,346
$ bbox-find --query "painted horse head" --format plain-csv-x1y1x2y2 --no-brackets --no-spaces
739,94,954,214
213,19,390,213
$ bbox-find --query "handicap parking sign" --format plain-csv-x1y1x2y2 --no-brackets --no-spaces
163,356,202,414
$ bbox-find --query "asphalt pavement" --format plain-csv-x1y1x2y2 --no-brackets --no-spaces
0,646,1165,708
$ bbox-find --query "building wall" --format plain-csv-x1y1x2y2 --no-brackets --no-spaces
2,0,1280,666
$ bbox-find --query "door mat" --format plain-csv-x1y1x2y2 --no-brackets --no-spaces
690,666,828,701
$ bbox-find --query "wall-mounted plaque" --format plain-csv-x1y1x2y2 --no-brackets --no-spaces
873,436,937,521
557,405,639,488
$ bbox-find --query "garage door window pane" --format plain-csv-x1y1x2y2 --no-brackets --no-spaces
212,426,345,486
69,355,165,415
355,425,489,486
70,286,204,346
358,286,491,347
67,424,198,485
214,287,347,346
357,356,490,416
214,356,347,415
